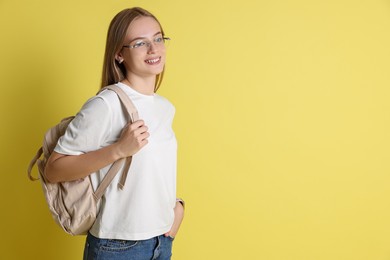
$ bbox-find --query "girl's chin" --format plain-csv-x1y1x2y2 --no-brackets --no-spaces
147,66,165,75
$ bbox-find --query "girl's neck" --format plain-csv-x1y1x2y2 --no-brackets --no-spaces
123,76,155,96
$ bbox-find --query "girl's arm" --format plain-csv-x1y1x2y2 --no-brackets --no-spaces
45,120,149,183
164,200,185,238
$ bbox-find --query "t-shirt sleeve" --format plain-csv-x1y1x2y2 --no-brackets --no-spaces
54,97,112,155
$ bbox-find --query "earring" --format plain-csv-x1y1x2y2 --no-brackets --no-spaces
118,58,124,64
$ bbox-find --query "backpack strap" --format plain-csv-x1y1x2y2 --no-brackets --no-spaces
93,85,139,199
104,85,139,123
93,158,127,201
27,147,43,181
104,85,139,189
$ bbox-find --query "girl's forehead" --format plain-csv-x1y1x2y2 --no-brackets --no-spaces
126,16,161,39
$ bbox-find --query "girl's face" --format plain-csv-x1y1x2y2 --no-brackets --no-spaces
118,16,166,81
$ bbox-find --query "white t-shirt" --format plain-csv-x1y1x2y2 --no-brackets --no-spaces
54,82,177,240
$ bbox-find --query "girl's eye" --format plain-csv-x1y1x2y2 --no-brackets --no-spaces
154,37,163,43
133,41,146,48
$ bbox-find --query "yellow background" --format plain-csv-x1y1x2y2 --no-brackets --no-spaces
1,0,390,259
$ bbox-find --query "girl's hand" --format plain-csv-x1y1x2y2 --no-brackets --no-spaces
164,201,185,238
115,120,149,158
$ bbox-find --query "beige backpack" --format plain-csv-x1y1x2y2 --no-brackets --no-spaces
27,85,138,235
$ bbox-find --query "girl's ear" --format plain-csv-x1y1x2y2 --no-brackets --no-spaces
115,53,124,64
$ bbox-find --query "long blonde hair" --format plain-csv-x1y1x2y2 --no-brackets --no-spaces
100,7,165,91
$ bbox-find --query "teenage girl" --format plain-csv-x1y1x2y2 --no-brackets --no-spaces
45,7,184,260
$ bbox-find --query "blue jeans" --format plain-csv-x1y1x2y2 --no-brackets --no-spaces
83,233,174,260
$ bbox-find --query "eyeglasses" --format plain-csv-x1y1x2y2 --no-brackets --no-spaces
123,36,171,50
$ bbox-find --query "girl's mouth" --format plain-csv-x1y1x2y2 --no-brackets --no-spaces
145,57,161,65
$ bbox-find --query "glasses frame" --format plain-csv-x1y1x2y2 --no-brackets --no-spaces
122,36,171,50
